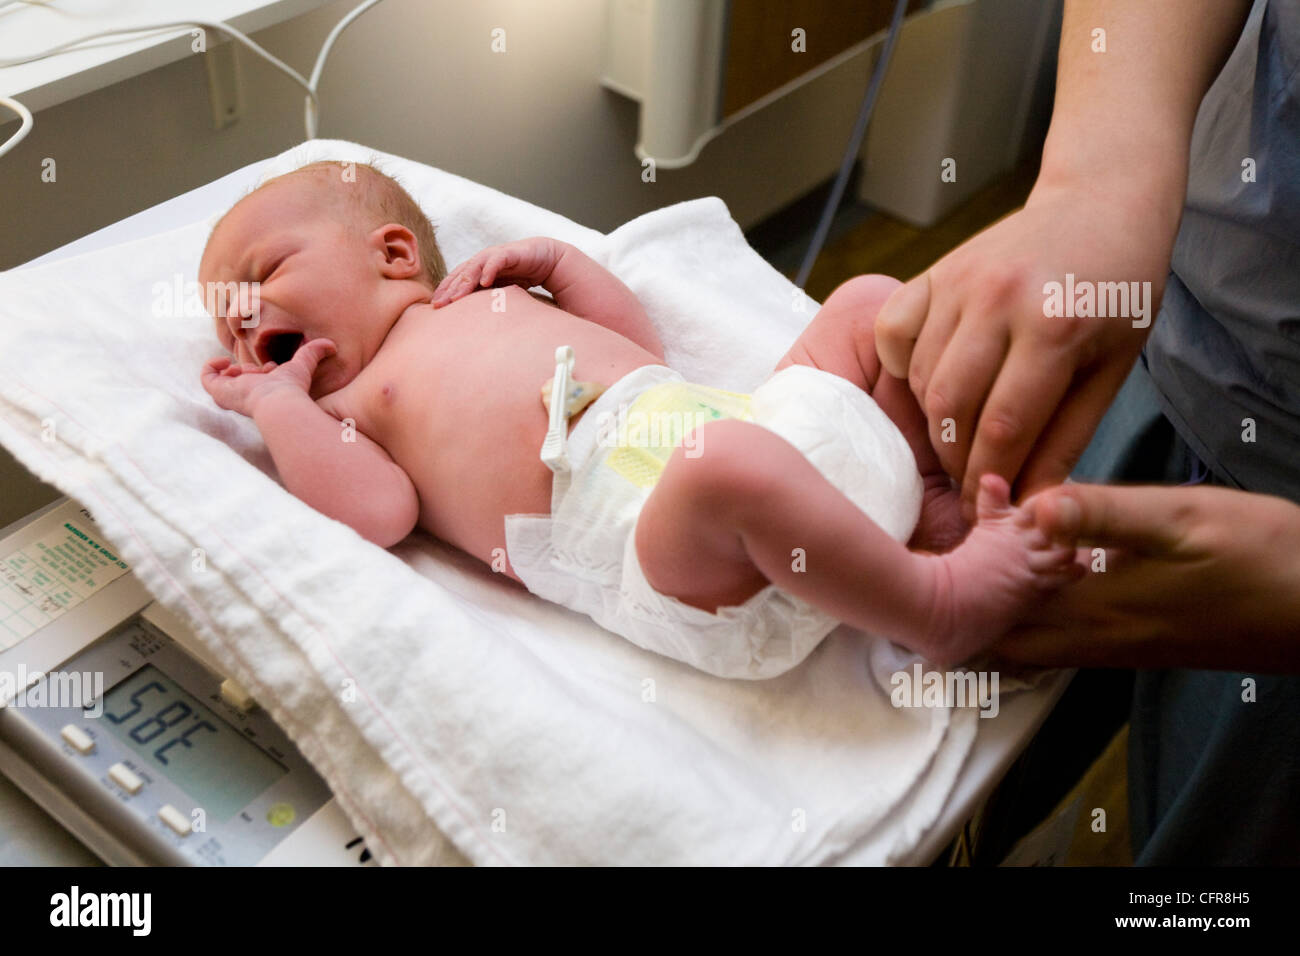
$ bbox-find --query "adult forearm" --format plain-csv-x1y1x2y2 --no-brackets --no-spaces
1037,0,1251,223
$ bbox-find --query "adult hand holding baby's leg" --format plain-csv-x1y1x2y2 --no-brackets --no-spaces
430,237,563,307
200,338,336,416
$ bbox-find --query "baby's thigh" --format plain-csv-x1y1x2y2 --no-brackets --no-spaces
633,420,774,610
774,274,901,389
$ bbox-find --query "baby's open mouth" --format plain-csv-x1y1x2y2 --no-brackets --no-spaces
258,331,305,365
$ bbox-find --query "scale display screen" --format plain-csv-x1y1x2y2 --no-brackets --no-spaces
99,664,286,821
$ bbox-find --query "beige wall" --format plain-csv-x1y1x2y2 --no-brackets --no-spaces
1,0,903,270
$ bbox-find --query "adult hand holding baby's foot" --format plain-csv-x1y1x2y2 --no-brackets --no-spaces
431,237,563,308
201,338,336,417
921,474,1083,668
997,483,1300,672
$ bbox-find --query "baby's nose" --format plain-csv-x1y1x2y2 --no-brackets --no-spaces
225,304,260,339
232,284,262,328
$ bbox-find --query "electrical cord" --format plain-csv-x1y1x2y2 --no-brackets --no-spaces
794,0,909,290
305,0,384,139
0,0,386,159
0,94,33,158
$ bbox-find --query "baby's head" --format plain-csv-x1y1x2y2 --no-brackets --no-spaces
199,159,446,397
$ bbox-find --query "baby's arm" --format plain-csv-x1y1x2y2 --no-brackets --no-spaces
432,237,665,359
201,341,420,548
252,390,419,547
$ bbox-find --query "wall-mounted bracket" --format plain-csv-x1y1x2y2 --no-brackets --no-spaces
204,38,243,130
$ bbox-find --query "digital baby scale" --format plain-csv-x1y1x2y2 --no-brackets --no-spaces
0,499,373,866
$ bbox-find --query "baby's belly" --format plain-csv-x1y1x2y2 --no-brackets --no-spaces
412,441,555,572
406,399,624,576
362,304,665,572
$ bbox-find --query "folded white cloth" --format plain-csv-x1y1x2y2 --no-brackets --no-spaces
0,139,979,864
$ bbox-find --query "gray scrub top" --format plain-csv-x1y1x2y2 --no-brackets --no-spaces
1130,0,1300,864
1146,0,1300,499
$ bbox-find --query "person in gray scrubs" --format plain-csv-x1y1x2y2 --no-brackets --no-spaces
873,0,1300,863
1122,0,1299,864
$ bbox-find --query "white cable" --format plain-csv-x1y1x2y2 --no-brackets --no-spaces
304,0,385,139
0,20,317,107
0,94,33,158
0,0,387,153
0,0,50,13
795,0,909,289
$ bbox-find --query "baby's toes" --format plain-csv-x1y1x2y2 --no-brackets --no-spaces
1031,560,1087,590
974,473,1015,522
1027,543,1077,574
1020,522,1052,551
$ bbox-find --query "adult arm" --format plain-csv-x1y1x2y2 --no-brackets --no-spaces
874,0,1253,520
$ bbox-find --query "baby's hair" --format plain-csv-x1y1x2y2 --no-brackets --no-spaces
208,156,447,291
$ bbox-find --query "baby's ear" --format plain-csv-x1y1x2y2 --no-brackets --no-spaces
373,223,422,279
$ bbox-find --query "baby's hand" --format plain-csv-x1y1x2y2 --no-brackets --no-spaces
431,237,564,308
201,338,336,417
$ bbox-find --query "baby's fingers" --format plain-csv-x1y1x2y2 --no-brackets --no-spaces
292,337,337,372
433,265,468,301
199,370,241,407
432,264,467,304
480,250,513,287
460,258,487,291
200,361,223,391
433,262,482,307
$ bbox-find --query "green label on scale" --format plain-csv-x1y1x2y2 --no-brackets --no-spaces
0,519,129,650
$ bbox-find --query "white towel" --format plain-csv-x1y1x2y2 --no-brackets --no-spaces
0,140,980,865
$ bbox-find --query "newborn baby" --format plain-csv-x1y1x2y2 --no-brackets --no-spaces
199,161,1078,678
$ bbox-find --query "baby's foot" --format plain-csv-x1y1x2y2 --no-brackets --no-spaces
909,472,970,555
919,475,1081,666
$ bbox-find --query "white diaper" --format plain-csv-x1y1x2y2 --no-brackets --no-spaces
503,362,924,679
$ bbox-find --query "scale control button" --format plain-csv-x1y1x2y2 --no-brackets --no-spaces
108,763,144,795
266,802,296,827
159,804,192,836
220,678,256,713
59,724,95,755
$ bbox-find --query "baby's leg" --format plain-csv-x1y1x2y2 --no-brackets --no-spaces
635,419,936,628
779,275,966,552
635,419,1079,667
777,275,943,480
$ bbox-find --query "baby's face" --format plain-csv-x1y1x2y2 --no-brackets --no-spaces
198,179,389,398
